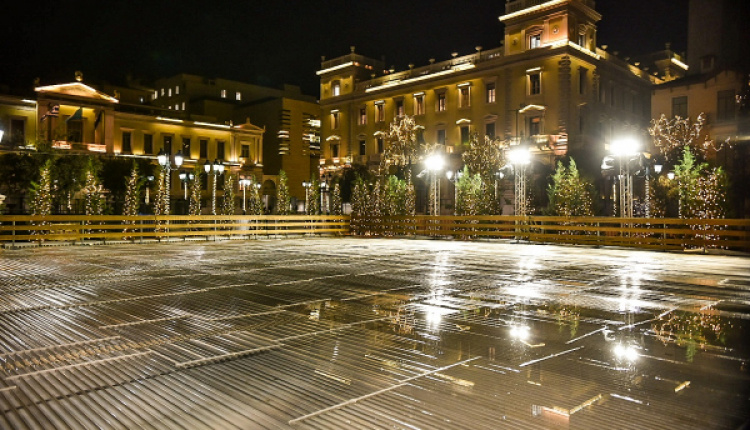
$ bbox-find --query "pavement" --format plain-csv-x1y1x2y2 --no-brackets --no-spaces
0,238,748,429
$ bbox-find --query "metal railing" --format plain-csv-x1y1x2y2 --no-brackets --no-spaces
351,215,750,252
0,215,350,245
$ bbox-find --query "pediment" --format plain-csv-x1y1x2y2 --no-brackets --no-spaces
35,82,119,103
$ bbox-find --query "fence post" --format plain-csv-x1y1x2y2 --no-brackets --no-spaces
12,219,15,246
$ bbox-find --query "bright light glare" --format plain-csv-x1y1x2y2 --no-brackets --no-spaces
610,138,640,157
508,147,531,165
614,343,638,361
510,325,531,341
425,153,445,171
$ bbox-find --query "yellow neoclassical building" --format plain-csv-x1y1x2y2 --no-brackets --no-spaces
318,0,660,205
0,79,265,213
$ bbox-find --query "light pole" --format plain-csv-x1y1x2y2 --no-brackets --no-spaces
610,138,640,218
144,175,155,205
507,146,531,216
157,149,184,215
239,178,251,214
179,171,194,201
320,181,328,214
204,159,224,215
302,181,311,213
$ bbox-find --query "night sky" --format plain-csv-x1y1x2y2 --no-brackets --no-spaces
3,1,690,97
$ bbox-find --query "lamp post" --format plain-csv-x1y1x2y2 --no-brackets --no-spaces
507,146,531,216
239,178,251,214
179,171,194,202
204,159,224,215
302,181,312,213
610,138,640,218
425,153,445,215
144,175,155,205
157,149,184,215
645,162,662,218
320,181,328,214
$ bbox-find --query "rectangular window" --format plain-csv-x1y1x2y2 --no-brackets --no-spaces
122,131,132,154
414,94,425,115
182,137,191,157
217,141,226,160
437,93,446,112
332,81,341,96
672,96,688,118
144,134,153,155
529,73,541,95
375,103,385,122
485,122,495,139
717,90,735,121
66,118,83,143
359,107,367,125
395,99,404,116
359,139,366,156
241,144,250,158
175,85,180,95
437,129,446,145
199,139,208,158
578,68,587,95
529,33,541,49
10,118,25,144
331,143,339,158
529,117,542,136
486,83,496,103
168,88,172,97
459,86,471,108
236,92,241,101
578,33,586,48
163,135,173,154
331,111,340,129
377,137,384,154
460,126,470,145
220,89,227,98
201,172,208,190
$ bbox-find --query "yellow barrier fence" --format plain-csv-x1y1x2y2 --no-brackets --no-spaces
352,215,750,252
0,215,350,245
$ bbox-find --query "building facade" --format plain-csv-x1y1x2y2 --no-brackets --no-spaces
318,0,658,213
0,78,264,214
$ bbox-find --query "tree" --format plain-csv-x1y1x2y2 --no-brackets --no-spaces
455,167,481,216
29,160,53,217
276,170,291,215
221,173,236,215
648,113,728,164
52,154,90,213
462,134,507,214
382,115,422,168
189,165,202,216
331,180,342,215
153,166,168,216
306,175,321,215
123,163,141,217
674,149,729,219
546,159,594,217
82,161,107,216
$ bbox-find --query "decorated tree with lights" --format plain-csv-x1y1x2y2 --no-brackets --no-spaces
331,180,342,215
382,115,422,168
221,173,236,215
306,175,321,215
82,162,107,216
153,166,167,216
674,149,729,220
244,174,263,216
462,134,507,214
122,164,140,236
546,159,594,217
276,170,291,215
649,113,728,164
189,166,202,216
29,160,53,233
454,167,481,216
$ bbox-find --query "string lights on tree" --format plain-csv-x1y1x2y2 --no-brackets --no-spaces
221,173,236,215
29,160,53,234
276,170,290,215
189,165,202,216
546,159,594,217
462,134,507,214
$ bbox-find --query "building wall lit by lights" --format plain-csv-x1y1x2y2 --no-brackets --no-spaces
150,74,321,202
0,79,264,213
318,0,658,183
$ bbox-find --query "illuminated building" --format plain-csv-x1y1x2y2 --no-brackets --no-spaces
318,0,659,212
0,77,264,213
150,74,321,204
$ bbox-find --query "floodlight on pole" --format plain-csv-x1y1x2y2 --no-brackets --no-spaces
508,146,531,217
424,153,445,215
610,137,640,218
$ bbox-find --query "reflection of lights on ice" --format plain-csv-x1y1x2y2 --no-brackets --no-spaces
614,343,638,361
510,325,530,341
505,286,542,300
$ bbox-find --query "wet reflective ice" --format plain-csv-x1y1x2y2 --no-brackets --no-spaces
0,238,748,429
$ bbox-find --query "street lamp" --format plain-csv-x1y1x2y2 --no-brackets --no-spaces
610,138,639,218
425,153,445,215
144,175,155,205
204,159,224,214
157,149,184,215
320,181,328,214
179,171,194,201
507,146,531,216
302,181,312,213
239,178,251,213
